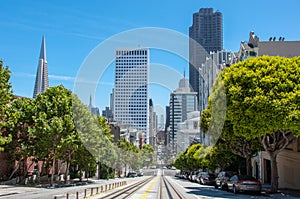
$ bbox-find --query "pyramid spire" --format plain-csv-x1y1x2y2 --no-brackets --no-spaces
33,36,49,98
39,36,47,60
89,94,93,107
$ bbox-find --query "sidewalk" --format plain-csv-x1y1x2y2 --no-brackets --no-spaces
262,184,300,198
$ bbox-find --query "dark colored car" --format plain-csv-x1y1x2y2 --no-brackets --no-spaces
227,175,262,194
127,171,137,177
199,173,216,185
215,171,236,190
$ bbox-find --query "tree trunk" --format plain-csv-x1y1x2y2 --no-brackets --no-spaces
246,156,252,176
9,161,20,180
51,158,55,186
124,164,127,177
269,152,279,193
64,161,69,184
79,168,82,182
259,131,293,193
106,168,109,180
97,162,101,180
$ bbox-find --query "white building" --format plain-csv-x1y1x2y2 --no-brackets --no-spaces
199,50,236,112
169,76,198,154
177,111,200,153
114,48,150,144
177,111,214,153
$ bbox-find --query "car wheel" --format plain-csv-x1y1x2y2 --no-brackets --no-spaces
220,183,224,190
221,183,228,191
233,186,237,194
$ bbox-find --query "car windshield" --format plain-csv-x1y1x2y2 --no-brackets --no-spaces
238,175,256,180
225,171,235,177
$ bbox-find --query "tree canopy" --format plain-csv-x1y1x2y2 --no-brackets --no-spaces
221,56,300,192
0,60,13,151
222,56,300,138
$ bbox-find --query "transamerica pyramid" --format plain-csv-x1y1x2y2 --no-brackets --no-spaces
33,36,49,98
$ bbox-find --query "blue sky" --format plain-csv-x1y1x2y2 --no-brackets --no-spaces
1,0,300,119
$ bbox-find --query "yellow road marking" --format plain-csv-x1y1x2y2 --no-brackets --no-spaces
140,177,159,199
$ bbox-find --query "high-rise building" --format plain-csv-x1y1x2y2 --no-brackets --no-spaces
114,48,150,144
33,36,49,98
102,107,113,122
199,50,236,112
110,88,115,116
169,76,198,154
87,95,100,116
164,106,170,147
189,8,223,101
149,99,155,147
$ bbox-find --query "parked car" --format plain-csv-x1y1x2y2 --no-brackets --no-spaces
215,171,236,190
184,171,190,179
188,171,199,182
136,171,144,176
195,171,207,183
227,175,261,194
191,171,200,182
127,171,137,177
199,173,216,185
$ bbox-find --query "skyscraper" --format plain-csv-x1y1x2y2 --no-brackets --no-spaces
33,36,49,98
189,8,223,101
114,48,150,143
88,95,100,116
149,99,155,147
169,76,198,154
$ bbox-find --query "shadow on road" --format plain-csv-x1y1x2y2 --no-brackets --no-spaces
184,186,268,199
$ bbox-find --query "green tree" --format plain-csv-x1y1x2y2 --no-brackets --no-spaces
140,144,154,167
96,116,113,141
200,104,262,175
173,149,188,171
0,60,13,150
30,85,74,185
5,97,36,180
72,94,117,179
194,145,214,170
71,141,97,181
117,138,141,175
186,143,203,170
222,56,300,192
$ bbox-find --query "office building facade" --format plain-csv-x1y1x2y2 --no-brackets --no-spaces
169,77,198,154
114,48,150,143
189,8,223,101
